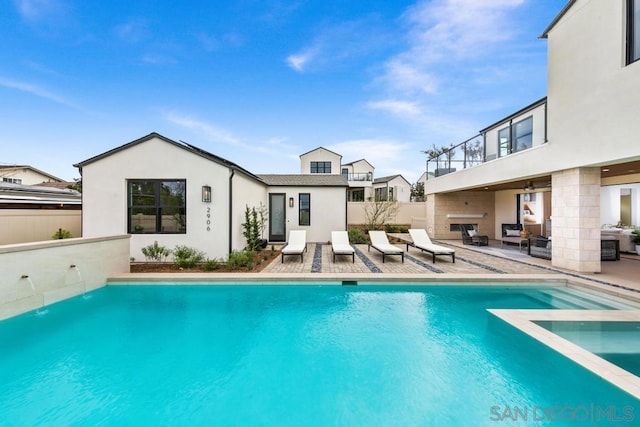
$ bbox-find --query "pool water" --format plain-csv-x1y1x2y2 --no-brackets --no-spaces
0,285,638,425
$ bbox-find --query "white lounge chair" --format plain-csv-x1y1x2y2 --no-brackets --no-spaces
408,229,455,263
281,230,307,263
367,230,404,263
331,231,355,263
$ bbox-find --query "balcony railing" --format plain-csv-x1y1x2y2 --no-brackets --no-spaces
343,172,373,182
425,135,484,179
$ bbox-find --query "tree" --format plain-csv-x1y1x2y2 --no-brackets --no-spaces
410,182,425,202
363,200,399,231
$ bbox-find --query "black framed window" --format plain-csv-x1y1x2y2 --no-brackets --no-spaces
128,179,186,234
498,116,532,157
310,161,331,173
628,0,640,64
299,193,310,225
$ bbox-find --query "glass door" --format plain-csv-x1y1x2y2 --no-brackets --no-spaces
269,193,286,241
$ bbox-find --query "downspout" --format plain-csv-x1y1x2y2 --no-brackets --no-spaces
228,169,235,255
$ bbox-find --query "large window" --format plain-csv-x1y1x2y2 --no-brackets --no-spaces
349,189,364,201
128,180,186,234
374,187,393,201
628,0,640,64
299,193,310,225
497,116,533,157
310,161,331,173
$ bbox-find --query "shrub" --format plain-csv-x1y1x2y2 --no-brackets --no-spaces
202,258,220,271
52,228,72,239
348,229,368,244
141,241,171,262
173,245,205,268
227,249,255,270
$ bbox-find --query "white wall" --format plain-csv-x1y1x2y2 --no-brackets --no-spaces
81,136,247,261
269,186,346,242
348,202,426,226
0,168,62,185
0,235,130,320
232,173,268,250
299,148,342,174
0,210,81,245
601,183,640,227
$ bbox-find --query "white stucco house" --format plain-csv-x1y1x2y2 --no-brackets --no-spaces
341,159,374,202
423,0,640,273
0,165,66,185
75,133,347,261
373,174,412,203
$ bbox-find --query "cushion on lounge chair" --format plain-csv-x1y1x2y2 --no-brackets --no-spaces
368,230,404,263
408,229,456,263
281,230,307,263
331,231,355,262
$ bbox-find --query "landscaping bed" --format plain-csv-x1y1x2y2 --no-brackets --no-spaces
130,249,280,273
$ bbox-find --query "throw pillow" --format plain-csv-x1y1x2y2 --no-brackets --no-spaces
468,230,477,237
505,229,520,237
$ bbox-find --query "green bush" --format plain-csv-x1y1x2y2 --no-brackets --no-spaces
202,258,220,271
141,241,171,262
227,249,255,270
348,229,368,244
173,245,205,269
399,226,409,233
52,228,72,239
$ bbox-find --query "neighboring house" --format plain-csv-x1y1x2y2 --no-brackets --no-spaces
341,159,374,201
0,165,65,185
423,0,640,273
0,182,81,245
75,133,347,260
373,175,411,202
299,147,342,175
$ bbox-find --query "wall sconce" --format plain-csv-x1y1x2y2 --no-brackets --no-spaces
289,197,294,208
202,185,212,203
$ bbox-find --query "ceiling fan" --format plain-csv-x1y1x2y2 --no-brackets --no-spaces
523,180,551,191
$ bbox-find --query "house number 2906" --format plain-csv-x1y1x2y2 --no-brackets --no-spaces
206,207,211,231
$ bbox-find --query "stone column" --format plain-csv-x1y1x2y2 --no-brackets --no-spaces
551,167,601,273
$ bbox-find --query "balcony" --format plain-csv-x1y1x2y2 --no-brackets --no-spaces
343,172,373,186
425,135,484,179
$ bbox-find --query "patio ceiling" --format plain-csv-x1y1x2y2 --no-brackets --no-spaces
469,160,640,192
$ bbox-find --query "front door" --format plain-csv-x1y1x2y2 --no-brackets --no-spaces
269,193,286,241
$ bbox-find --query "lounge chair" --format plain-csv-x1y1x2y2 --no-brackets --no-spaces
331,231,355,263
407,229,455,263
367,230,404,263
460,224,488,246
281,230,307,263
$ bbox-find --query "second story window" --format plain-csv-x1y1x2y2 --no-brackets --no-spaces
311,161,331,173
628,0,640,64
498,116,532,157
2,177,22,184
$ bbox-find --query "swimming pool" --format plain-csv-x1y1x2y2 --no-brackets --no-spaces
1,284,638,425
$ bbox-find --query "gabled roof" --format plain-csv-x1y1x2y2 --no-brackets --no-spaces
373,174,411,186
298,146,343,159
0,165,65,182
257,174,348,187
342,158,375,169
539,0,577,39
74,132,263,183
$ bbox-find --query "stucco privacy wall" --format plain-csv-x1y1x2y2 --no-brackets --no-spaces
347,202,426,227
81,136,241,261
0,210,81,245
0,235,130,320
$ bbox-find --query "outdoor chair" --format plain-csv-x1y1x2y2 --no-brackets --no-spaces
331,231,355,263
281,230,307,263
407,229,455,263
367,230,404,263
460,224,488,246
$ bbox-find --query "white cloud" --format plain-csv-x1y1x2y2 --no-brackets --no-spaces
286,51,317,72
115,19,150,43
13,0,62,21
367,99,422,118
0,76,77,108
163,111,241,146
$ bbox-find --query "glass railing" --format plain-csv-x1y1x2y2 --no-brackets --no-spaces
343,172,373,182
425,135,484,179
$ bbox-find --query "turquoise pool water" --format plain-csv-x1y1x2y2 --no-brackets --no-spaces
0,285,638,425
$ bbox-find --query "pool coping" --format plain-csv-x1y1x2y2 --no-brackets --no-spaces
489,309,640,400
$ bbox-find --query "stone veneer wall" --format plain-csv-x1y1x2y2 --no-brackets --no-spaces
551,167,601,273
0,235,130,320
426,191,496,239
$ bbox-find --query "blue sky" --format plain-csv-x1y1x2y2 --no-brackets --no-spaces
1,0,566,182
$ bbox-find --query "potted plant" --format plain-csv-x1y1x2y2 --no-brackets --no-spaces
631,228,640,254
